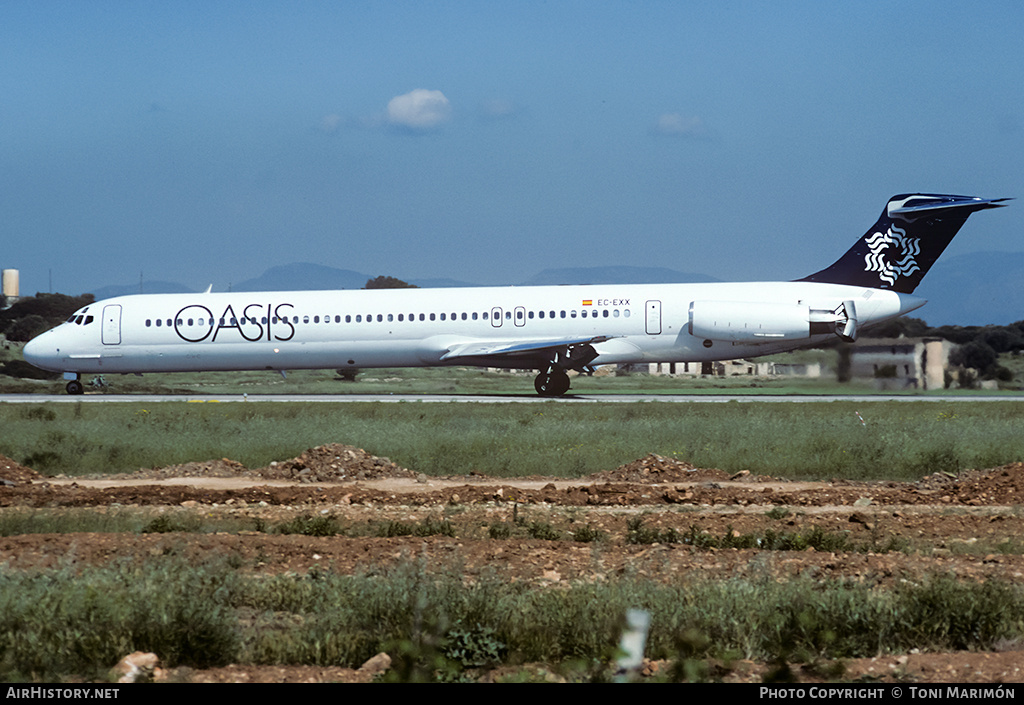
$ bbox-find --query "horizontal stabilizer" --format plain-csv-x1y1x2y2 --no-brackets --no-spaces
888,195,1011,219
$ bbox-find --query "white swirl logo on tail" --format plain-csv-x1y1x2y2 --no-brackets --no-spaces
863,225,921,286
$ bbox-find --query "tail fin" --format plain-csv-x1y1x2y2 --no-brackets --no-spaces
799,193,1010,293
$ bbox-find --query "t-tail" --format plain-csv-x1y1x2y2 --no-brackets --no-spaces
799,193,1010,294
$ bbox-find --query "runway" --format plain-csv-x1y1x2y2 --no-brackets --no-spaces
2,393,1023,404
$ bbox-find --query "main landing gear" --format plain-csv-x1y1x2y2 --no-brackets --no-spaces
534,368,570,396
533,343,600,397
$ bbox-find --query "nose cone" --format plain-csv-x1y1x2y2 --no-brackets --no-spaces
23,331,62,372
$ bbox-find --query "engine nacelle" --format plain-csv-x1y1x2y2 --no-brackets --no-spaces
688,301,811,343
688,300,858,344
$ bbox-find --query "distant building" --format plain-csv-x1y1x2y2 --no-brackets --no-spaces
619,336,953,389
621,359,759,376
847,337,952,390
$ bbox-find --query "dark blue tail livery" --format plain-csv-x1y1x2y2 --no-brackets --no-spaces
800,194,1009,294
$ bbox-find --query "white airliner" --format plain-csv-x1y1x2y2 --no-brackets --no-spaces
24,193,1008,396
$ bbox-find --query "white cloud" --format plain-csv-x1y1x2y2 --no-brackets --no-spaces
653,113,709,139
319,113,342,133
387,89,452,130
480,98,516,120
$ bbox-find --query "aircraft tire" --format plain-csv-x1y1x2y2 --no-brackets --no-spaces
534,370,570,397
65,380,84,395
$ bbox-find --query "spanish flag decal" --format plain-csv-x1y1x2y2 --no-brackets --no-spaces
582,299,593,306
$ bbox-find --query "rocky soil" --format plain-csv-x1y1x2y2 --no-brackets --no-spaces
3,445,1024,683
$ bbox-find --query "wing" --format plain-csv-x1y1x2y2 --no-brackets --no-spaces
439,335,615,370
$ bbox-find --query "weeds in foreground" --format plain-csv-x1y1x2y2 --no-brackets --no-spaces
2,557,1023,682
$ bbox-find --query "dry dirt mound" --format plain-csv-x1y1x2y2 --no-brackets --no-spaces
590,453,764,484
132,458,253,480
0,454,42,486
79,444,416,483
255,443,416,482
915,462,1024,505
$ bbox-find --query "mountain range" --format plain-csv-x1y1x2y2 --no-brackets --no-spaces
85,253,1023,327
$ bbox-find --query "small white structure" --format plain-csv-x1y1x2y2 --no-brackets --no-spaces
1,269,18,307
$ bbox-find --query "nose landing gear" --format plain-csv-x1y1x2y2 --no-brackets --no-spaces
64,374,84,395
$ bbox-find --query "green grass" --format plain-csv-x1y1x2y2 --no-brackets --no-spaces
0,507,265,536
2,400,1024,480
3,556,1023,681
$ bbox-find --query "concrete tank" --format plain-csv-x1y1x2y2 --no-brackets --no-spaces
1,269,18,299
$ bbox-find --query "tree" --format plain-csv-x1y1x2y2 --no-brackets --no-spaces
0,292,95,341
950,340,999,377
861,316,929,339
364,276,418,290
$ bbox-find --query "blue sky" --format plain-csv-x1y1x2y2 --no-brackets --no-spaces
2,1,1022,297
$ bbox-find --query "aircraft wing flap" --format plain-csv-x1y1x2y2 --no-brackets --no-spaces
440,335,614,361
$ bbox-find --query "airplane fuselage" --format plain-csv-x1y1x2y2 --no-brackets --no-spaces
24,281,923,378
23,192,1006,395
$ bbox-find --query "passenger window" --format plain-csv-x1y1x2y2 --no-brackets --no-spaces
419,313,425,321
571,310,577,318
388,314,394,322
356,315,362,322
624,310,631,318
398,314,403,322
472,312,478,320
346,315,351,323
156,319,162,327
482,312,488,320
146,320,151,327
440,313,446,321
560,311,566,319
613,310,620,318
377,314,383,322
603,310,609,318
430,313,436,321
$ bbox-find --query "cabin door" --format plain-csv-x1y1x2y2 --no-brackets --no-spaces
645,300,662,335
102,304,122,345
